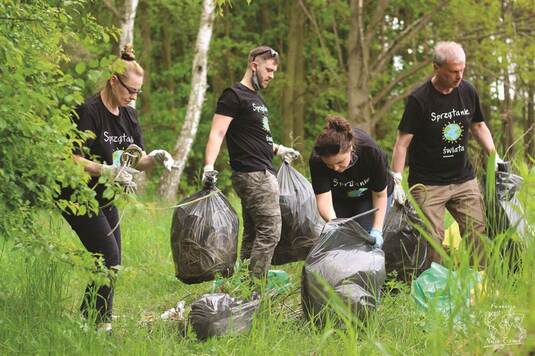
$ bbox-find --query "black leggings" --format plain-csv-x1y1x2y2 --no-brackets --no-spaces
63,205,121,323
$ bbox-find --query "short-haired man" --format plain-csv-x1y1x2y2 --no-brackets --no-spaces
202,46,299,279
391,41,500,265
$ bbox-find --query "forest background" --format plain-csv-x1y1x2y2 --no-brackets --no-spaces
1,0,534,230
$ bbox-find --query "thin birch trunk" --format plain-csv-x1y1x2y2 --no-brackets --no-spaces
158,0,216,200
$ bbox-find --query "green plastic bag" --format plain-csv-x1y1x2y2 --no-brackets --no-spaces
212,269,292,296
266,270,292,294
411,262,482,316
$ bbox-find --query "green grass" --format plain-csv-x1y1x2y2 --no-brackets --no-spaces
1,172,534,355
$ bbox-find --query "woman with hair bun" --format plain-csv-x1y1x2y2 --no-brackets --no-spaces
309,115,393,248
61,45,173,333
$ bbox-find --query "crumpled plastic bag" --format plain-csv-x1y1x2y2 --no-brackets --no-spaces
301,214,386,322
489,163,527,236
189,293,260,340
382,200,429,281
411,262,482,316
272,162,323,265
171,188,239,284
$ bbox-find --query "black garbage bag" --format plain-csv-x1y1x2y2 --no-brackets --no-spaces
301,214,386,322
486,162,528,270
171,188,239,284
272,162,323,265
382,201,429,281
189,293,260,340
487,162,528,237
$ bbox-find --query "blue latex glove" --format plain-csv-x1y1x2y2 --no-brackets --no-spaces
370,228,383,249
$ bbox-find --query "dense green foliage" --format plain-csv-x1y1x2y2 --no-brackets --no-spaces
0,0,111,242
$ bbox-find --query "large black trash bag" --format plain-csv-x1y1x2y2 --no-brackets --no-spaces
272,162,323,265
301,215,386,322
170,188,239,284
488,162,528,237
189,293,260,340
382,201,429,281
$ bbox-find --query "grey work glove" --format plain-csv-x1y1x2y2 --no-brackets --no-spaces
275,144,300,163
100,164,139,187
148,149,174,171
391,171,406,205
202,165,218,189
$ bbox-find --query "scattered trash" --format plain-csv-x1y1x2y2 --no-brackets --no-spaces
302,213,386,322
161,300,186,321
212,269,292,298
171,188,239,284
382,200,429,281
189,293,261,340
443,221,461,249
266,270,292,295
272,162,323,265
411,262,483,316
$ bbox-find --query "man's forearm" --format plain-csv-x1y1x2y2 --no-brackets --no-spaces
391,144,407,173
472,123,496,155
204,134,224,167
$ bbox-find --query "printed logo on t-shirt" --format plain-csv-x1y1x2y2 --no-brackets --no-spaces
347,188,368,198
430,108,470,159
333,177,370,188
252,102,268,114
263,116,274,144
442,122,465,158
103,131,134,145
250,102,273,144
430,108,470,122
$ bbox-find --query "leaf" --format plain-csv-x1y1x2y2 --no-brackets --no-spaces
75,62,86,74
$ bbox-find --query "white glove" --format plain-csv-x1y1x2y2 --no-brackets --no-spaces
392,171,406,205
202,164,218,189
495,153,505,171
275,144,300,163
148,149,174,171
100,164,138,187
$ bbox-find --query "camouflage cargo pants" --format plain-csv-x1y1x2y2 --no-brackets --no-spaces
231,170,282,278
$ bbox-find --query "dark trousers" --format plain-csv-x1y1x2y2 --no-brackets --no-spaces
63,205,121,323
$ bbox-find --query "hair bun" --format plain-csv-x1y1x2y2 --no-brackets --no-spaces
120,44,136,61
326,115,351,133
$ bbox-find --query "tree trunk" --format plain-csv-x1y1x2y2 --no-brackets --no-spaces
119,0,139,50
138,0,151,116
502,64,514,156
293,15,305,154
158,0,216,200
117,0,147,192
281,0,305,150
347,0,372,133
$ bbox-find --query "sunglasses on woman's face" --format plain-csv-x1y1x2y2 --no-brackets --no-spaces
251,48,279,62
115,75,143,95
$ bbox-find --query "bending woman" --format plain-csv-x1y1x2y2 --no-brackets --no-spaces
309,115,393,247
61,45,173,332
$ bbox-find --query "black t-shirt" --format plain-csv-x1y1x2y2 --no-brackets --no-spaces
68,94,144,205
215,83,275,174
399,79,485,186
309,128,394,213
